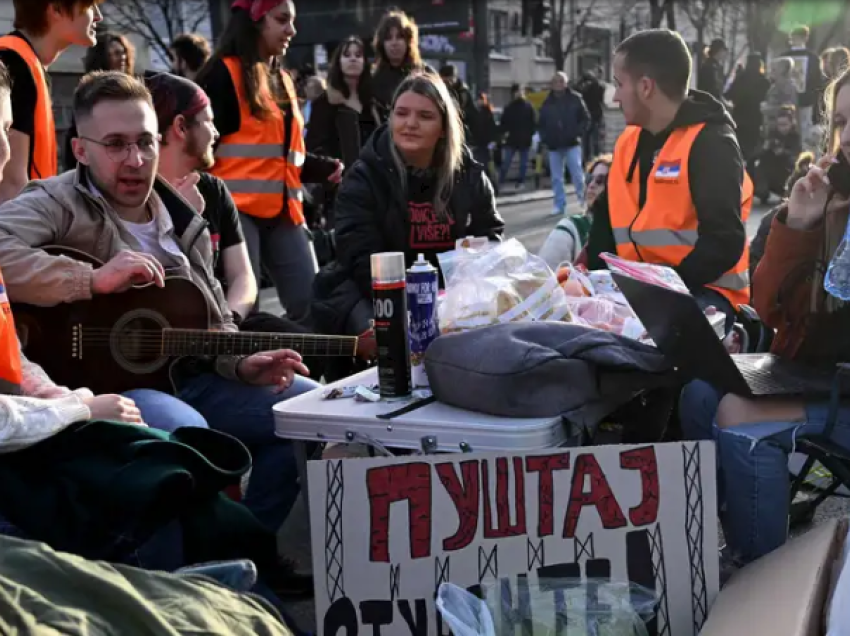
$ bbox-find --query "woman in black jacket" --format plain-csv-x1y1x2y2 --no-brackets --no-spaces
371,9,428,123
314,71,505,341
306,36,379,168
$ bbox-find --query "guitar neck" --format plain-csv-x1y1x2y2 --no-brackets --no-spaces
162,329,358,357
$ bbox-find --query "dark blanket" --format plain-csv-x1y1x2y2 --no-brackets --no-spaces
425,322,678,430
0,421,277,571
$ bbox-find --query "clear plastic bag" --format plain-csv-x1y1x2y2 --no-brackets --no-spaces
436,583,496,636
439,238,573,334
436,578,659,636
825,228,850,301
566,296,647,341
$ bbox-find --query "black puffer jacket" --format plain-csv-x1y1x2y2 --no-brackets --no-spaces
313,124,505,334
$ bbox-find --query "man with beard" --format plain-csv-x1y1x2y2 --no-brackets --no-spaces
0,70,320,597
146,73,329,380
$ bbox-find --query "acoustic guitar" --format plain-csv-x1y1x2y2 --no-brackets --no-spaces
13,246,361,394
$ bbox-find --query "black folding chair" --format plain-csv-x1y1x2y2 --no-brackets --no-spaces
788,365,850,527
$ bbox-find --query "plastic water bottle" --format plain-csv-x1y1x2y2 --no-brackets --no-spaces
824,224,850,300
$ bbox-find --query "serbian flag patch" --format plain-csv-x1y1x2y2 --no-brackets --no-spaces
0,283,8,305
654,160,681,181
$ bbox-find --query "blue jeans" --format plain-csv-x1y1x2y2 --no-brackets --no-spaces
130,373,321,532
241,215,318,328
499,147,530,186
549,146,585,213
679,379,850,564
124,389,209,433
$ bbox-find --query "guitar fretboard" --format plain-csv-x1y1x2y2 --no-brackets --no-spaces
162,329,357,357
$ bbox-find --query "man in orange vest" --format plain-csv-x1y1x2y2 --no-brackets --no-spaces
585,29,751,328
0,0,102,203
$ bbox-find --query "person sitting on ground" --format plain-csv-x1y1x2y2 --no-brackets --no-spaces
585,29,752,331
754,105,802,204
679,67,850,575
313,71,504,376
0,70,319,596
147,71,331,379
538,154,611,270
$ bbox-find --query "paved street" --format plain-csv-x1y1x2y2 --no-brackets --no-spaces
270,193,846,633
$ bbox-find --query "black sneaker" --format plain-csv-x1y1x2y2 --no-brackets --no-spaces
266,557,314,599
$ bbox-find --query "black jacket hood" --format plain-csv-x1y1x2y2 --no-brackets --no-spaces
668,89,736,130
625,90,735,183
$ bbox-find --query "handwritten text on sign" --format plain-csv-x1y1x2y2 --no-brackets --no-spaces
308,443,718,636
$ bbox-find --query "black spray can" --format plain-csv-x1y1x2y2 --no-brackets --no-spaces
371,252,412,400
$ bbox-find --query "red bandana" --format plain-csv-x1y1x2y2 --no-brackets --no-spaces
231,0,281,21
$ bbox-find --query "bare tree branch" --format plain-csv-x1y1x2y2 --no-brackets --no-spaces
102,0,210,67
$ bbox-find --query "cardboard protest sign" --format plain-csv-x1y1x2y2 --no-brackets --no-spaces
308,442,718,636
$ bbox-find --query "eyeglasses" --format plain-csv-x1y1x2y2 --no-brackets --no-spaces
80,136,160,163
586,174,607,186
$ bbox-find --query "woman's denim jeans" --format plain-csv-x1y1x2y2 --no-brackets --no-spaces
679,379,850,564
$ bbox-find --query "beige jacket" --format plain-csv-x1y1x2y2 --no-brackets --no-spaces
0,167,242,380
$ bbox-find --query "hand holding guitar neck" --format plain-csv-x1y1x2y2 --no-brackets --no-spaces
91,250,165,294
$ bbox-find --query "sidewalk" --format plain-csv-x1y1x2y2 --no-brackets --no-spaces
496,181,578,207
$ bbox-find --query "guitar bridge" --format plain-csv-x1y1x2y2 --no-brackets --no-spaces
72,324,82,360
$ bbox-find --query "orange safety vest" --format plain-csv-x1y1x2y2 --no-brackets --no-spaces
607,124,753,308
0,34,57,181
0,269,22,395
211,57,305,223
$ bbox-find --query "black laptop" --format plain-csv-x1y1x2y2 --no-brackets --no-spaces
612,272,844,397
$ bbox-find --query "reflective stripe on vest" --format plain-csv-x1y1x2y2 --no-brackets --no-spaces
0,272,22,395
608,124,753,308
0,34,57,181
210,57,305,222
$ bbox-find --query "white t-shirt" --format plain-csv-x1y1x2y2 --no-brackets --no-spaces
88,182,188,272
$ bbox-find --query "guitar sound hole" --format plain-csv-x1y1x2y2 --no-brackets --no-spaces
118,317,161,363
110,309,169,375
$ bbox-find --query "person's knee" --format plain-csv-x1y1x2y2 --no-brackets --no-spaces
679,380,722,439
124,389,209,432
716,394,754,429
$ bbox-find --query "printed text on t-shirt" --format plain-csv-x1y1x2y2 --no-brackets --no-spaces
409,201,455,249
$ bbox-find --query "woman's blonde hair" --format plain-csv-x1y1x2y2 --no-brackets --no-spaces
388,71,464,219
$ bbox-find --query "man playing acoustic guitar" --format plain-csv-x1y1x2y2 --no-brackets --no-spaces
145,72,375,377
0,71,317,596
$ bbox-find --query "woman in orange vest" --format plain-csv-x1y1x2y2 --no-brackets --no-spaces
0,0,102,203
197,0,342,328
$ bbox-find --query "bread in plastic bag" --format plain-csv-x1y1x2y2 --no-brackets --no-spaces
438,238,572,334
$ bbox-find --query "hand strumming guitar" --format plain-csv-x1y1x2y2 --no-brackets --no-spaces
237,350,310,393
83,394,147,426
91,251,165,294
